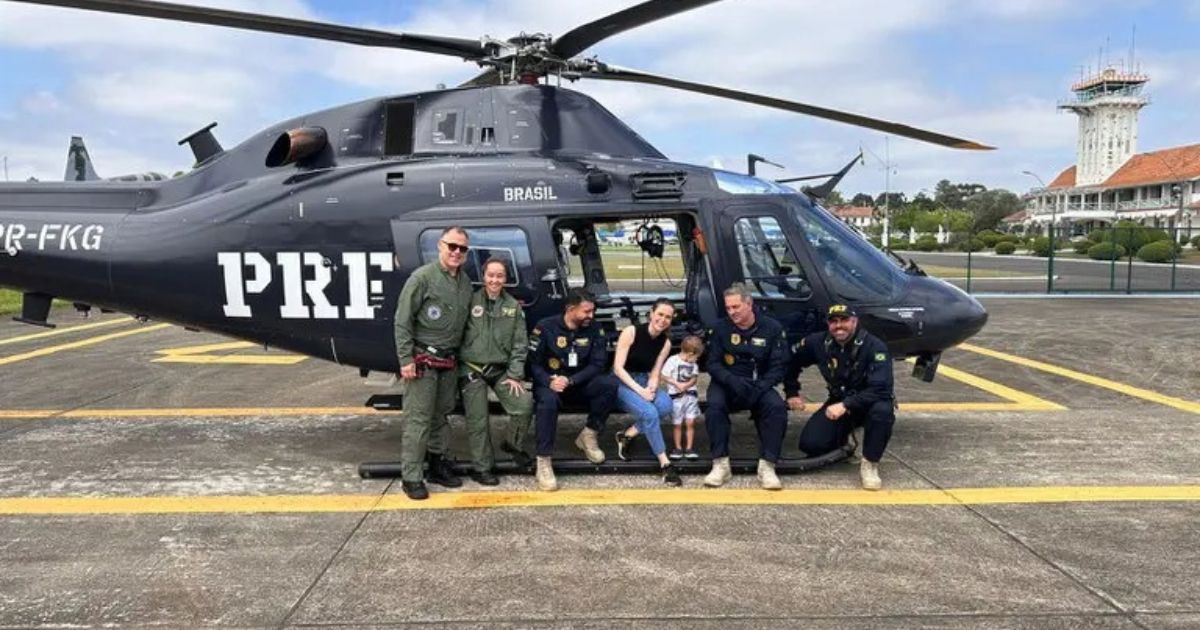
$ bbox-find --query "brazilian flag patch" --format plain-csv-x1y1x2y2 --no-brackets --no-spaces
874,352,887,362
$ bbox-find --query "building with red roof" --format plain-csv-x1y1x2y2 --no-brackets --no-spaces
829,205,877,229
1024,67,1198,238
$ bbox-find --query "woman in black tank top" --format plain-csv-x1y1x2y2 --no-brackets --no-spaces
612,298,680,484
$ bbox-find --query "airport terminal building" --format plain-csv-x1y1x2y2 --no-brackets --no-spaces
1023,68,1199,238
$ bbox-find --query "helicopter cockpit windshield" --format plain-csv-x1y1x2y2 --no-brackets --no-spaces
790,200,908,304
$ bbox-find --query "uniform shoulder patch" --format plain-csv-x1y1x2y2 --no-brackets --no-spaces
874,352,887,362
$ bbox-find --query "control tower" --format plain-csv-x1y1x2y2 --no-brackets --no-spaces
1058,67,1149,186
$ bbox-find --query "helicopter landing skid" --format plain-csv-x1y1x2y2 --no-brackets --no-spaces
358,446,851,479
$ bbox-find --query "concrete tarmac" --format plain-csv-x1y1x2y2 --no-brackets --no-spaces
0,299,1197,628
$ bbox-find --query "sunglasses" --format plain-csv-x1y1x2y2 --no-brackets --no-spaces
441,240,470,253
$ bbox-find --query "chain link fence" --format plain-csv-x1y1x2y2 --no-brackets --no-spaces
882,225,1200,294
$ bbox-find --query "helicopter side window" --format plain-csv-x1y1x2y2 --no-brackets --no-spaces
790,203,904,303
432,109,462,145
733,216,812,300
418,227,530,286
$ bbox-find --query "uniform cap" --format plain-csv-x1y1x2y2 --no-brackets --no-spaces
827,304,857,320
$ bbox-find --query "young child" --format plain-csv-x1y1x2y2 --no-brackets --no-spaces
661,335,704,460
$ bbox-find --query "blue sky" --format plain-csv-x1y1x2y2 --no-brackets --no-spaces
2,0,1199,198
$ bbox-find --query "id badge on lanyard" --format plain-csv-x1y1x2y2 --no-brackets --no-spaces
568,350,579,368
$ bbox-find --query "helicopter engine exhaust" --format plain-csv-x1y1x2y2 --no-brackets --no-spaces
265,126,327,167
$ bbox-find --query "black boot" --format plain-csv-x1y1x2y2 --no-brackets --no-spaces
426,452,463,488
469,468,500,486
401,480,429,500
662,463,682,487
500,441,533,470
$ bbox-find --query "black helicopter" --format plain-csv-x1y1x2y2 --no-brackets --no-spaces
0,0,989,386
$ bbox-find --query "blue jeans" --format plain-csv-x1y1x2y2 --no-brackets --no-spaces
616,373,672,456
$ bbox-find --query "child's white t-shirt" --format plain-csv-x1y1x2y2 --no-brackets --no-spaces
661,354,699,395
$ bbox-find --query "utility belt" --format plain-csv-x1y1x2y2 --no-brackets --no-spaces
463,361,507,385
413,343,457,375
669,390,699,400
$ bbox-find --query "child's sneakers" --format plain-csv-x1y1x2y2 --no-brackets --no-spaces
683,449,699,460
668,448,683,460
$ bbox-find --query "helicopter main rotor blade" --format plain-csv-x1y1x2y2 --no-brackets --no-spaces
582,64,995,150
550,0,721,59
9,0,490,59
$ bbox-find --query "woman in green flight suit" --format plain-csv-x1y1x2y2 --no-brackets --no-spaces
458,257,534,485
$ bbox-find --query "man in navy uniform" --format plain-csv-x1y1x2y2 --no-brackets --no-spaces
703,284,790,490
786,303,896,490
529,289,619,490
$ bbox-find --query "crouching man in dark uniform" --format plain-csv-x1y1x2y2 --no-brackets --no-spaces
786,304,895,490
704,284,790,490
529,289,619,491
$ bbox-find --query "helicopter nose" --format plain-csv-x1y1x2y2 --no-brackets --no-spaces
907,276,989,349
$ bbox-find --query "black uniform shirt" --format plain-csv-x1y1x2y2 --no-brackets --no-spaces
785,328,894,413
528,315,608,388
705,314,789,400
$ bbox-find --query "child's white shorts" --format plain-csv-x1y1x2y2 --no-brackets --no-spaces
671,394,700,425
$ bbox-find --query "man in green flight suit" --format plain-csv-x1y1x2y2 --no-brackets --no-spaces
459,257,534,485
394,226,474,501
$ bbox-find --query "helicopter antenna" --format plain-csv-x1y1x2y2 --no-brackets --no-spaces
794,150,864,201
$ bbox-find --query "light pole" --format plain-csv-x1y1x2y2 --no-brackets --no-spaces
1022,171,1056,292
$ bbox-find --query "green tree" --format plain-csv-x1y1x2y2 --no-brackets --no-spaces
965,189,1021,232
934,180,988,209
822,190,845,206
874,191,908,208
913,211,943,234
850,193,875,207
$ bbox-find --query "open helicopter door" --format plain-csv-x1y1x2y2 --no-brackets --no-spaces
710,201,829,339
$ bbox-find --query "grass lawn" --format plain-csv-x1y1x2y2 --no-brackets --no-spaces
918,264,1037,279
0,288,21,316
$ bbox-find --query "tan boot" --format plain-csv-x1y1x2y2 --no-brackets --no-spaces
757,459,782,490
860,459,882,491
536,456,558,492
574,427,605,464
848,426,865,464
703,456,732,487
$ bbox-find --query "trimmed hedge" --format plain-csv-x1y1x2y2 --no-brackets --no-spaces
914,235,940,252
994,241,1016,255
1136,240,1177,263
960,238,985,252
1030,236,1052,257
1072,239,1093,254
1192,235,1200,251
976,230,1003,247
1087,242,1126,261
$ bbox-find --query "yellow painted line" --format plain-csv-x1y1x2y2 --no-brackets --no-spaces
897,360,1065,412
0,407,370,420
2,485,1199,515
152,340,307,365
0,361,1059,421
960,343,1200,415
0,323,172,366
0,317,134,346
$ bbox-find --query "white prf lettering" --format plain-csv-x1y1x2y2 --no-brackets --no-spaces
504,188,515,202
303,252,338,319
277,252,309,319
219,252,273,318
218,252,251,317
343,252,394,319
